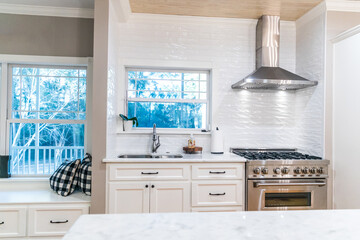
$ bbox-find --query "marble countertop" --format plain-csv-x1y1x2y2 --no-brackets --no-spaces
0,190,90,204
64,210,360,240
103,152,246,163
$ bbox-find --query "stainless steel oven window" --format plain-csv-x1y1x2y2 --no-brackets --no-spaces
264,192,312,207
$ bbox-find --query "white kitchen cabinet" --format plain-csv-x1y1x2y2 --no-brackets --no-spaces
0,206,26,238
192,181,243,207
192,164,243,180
28,205,89,237
108,181,190,213
106,162,245,214
0,191,90,239
108,182,150,213
150,182,190,213
108,164,190,181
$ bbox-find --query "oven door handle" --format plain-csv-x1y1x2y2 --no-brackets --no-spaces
253,182,326,188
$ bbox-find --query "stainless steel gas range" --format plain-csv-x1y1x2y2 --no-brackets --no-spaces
231,148,330,211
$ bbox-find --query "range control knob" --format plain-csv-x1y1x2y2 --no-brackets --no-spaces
273,168,281,174
302,167,309,174
317,167,324,174
253,168,261,174
309,167,317,174
294,167,301,174
282,167,290,174
262,168,269,174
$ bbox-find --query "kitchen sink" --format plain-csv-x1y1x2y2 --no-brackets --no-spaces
152,154,183,159
118,154,153,158
118,154,183,159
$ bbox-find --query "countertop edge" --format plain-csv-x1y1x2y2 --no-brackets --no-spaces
102,153,247,163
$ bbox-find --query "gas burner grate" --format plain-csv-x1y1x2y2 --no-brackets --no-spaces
233,151,322,160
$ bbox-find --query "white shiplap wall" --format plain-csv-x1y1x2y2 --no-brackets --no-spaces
106,13,323,158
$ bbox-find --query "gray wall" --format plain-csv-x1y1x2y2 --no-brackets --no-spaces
0,13,93,57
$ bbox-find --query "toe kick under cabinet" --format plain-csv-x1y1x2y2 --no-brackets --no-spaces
106,162,245,213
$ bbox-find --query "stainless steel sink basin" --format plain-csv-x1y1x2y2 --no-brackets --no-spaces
153,154,183,159
118,154,183,159
118,154,153,158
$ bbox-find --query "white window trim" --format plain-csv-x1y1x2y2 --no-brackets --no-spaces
0,54,92,177
124,67,212,132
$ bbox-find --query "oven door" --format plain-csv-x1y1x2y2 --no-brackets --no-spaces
247,179,327,211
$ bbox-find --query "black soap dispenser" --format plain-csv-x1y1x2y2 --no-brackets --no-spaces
0,155,11,178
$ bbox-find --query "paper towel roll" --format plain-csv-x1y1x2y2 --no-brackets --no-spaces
211,127,224,154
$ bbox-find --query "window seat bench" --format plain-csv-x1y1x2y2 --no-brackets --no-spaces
0,190,90,239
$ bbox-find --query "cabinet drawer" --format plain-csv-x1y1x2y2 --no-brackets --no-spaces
0,206,26,238
108,164,190,181
191,207,243,212
28,205,89,237
192,164,244,180
192,181,243,207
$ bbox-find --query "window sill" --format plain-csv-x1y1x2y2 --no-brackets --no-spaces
0,177,49,182
117,129,211,135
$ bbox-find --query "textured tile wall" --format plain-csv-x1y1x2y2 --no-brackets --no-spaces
296,12,326,157
105,14,323,157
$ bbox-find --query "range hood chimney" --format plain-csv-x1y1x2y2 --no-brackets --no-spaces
231,15,318,90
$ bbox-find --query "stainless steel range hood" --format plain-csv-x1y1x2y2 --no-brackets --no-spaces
231,15,318,90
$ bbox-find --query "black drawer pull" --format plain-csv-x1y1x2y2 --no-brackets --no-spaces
50,220,69,224
209,193,226,196
209,171,226,174
0,221,4,225
141,172,159,175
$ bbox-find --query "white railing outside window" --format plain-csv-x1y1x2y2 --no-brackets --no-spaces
10,146,84,175
8,64,87,176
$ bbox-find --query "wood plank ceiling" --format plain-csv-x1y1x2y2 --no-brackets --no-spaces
129,0,323,21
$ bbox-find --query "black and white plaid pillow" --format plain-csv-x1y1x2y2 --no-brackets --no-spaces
79,153,92,196
49,159,81,197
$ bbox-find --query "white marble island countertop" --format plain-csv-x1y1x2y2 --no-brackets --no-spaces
103,152,246,163
64,210,360,240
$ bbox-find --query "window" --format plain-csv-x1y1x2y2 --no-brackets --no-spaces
126,69,210,129
8,65,87,176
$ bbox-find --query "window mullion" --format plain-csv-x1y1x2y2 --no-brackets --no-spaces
77,69,80,119
35,123,39,174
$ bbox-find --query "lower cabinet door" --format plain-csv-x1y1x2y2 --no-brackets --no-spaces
0,206,26,238
28,205,89,237
150,182,190,213
108,182,150,213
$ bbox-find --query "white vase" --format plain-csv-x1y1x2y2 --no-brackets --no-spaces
124,121,133,132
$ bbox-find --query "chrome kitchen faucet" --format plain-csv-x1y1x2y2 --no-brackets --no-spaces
152,124,161,153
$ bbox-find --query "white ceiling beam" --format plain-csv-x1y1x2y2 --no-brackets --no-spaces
326,0,360,12
0,3,94,18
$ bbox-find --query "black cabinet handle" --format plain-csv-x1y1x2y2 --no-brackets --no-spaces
209,171,226,174
141,172,159,175
0,221,4,225
145,185,149,188
50,220,69,224
209,193,226,196
151,185,155,188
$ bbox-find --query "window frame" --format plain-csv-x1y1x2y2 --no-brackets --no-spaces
125,67,211,131
6,63,89,177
